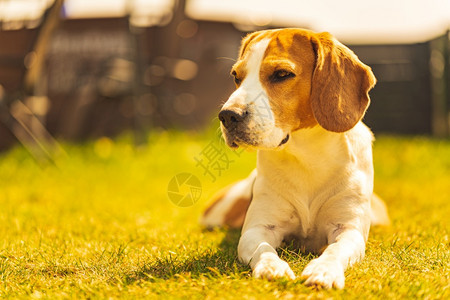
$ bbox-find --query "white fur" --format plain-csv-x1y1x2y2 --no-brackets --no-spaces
238,124,373,288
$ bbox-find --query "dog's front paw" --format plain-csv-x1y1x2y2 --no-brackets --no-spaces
252,253,296,280
301,258,345,289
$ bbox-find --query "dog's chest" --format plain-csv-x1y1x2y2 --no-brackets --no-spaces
281,193,332,253
284,228,328,254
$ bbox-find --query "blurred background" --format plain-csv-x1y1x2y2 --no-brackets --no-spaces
0,0,449,156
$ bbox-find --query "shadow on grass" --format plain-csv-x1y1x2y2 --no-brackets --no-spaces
125,229,250,283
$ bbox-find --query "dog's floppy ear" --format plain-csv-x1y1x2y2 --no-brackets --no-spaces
310,32,376,132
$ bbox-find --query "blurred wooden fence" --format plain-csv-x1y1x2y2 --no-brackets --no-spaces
1,6,449,150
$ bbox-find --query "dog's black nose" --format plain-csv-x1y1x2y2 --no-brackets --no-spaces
219,109,246,129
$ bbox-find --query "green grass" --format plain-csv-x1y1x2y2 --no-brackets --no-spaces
0,129,449,299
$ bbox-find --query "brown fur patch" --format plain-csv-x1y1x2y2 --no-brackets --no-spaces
259,29,319,131
224,197,251,228
238,30,272,59
230,61,247,87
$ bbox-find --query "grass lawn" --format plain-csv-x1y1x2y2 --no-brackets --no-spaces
0,128,449,299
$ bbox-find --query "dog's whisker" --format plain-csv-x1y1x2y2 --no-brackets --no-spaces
216,56,236,62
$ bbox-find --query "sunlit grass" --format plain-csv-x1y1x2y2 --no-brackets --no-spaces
0,129,449,299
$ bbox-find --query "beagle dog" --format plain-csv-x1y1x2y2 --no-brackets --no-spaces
201,28,390,289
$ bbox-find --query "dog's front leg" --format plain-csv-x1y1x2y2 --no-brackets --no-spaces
301,226,367,289
238,225,295,280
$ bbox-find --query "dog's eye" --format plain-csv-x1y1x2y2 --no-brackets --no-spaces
231,70,242,85
270,70,295,83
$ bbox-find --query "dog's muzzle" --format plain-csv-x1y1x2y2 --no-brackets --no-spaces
218,109,249,148
219,108,289,149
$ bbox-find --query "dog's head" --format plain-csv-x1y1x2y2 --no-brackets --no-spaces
219,28,376,149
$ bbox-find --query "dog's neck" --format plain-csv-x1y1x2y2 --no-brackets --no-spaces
283,126,348,159
256,125,352,178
